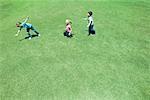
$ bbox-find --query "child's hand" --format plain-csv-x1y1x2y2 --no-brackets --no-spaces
15,30,20,36
17,30,20,34
15,34,18,37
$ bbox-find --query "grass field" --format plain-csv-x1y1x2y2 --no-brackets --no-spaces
0,0,150,100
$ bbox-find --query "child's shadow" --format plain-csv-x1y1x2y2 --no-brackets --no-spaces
19,35,39,41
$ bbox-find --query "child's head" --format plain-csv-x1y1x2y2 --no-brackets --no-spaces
65,19,72,25
16,22,21,27
87,11,93,17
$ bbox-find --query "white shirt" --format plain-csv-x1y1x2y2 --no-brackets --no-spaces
88,16,94,27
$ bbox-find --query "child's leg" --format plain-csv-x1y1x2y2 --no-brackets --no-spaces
64,31,72,38
31,26,40,36
64,31,67,36
88,26,92,36
26,28,32,37
92,30,95,34
89,25,95,35
34,30,40,35
68,32,73,38
91,25,95,35
66,32,72,38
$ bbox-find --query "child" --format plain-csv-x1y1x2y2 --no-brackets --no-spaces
87,11,96,36
15,16,40,40
64,19,73,38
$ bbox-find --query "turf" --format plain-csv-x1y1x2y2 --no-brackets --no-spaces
0,0,150,100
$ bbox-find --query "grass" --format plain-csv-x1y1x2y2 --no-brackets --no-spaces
0,0,150,100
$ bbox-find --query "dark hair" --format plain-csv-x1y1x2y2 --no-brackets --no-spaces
88,11,93,16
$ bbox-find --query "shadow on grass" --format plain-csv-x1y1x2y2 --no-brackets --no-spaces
19,34,39,41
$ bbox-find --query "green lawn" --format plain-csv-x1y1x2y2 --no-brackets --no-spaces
0,0,150,100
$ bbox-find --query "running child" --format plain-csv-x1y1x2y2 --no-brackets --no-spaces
15,16,40,40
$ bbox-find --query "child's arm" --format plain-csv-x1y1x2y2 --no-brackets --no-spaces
15,26,23,37
15,16,29,37
23,16,29,23
87,20,92,27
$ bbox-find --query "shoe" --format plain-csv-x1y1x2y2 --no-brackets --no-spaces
38,34,40,37
29,37,32,40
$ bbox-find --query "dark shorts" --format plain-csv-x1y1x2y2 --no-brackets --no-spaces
26,26,35,32
64,31,73,37
89,25,95,34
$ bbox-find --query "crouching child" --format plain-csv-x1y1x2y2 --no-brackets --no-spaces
64,19,73,38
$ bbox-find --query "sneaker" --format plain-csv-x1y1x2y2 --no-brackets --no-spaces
29,37,32,40
38,34,40,37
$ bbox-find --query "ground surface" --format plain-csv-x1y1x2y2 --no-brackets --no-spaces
0,0,150,100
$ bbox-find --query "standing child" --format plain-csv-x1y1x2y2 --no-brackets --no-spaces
64,19,73,38
15,16,40,40
87,11,96,36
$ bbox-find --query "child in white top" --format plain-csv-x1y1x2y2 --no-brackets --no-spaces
87,11,96,36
